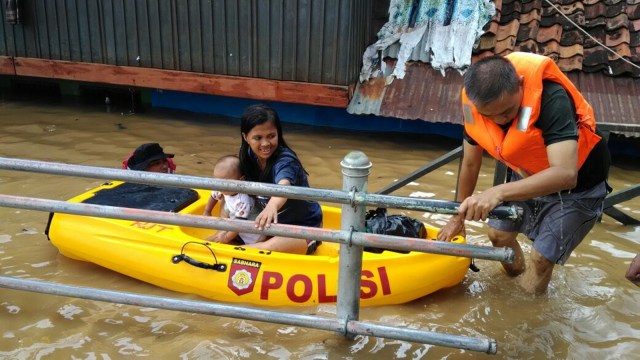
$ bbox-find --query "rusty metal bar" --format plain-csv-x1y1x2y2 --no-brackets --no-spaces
0,194,513,262
0,276,497,354
0,157,521,220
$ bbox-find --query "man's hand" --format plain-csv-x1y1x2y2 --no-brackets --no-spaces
458,187,504,221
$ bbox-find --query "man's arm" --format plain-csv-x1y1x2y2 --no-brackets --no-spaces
437,139,483,241
456,140,484,202
458,139,578,221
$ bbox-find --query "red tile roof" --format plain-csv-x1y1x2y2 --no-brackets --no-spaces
475,0,640,77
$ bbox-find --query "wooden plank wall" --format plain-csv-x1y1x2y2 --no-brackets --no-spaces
10,57,349,107
0,0,374,86
0,56,14,74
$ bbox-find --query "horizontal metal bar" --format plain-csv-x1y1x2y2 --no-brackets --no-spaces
0,156,352,205
376,146,463,195
0,194,514,263
358,193,522,220
0,276,496,354
347,320,496,354
0,157,520,220
598,122,640,134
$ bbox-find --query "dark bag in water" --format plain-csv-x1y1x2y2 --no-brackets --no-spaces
364,208,427,253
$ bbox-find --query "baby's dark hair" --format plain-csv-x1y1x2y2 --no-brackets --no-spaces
214,154,242,176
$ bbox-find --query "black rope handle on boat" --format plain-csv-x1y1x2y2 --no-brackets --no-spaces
171,242,227,272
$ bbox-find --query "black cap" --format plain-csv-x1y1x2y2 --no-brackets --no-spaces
128,143,174,171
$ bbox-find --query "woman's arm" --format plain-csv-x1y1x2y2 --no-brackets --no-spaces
254,178,291,230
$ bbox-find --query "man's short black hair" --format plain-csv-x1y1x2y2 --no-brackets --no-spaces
464,55,520,107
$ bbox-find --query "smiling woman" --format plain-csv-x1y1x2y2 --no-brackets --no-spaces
238,104,323,255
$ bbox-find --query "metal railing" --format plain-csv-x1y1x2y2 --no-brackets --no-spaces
0,153,515,354
0,276,496,353
0,156,521,220
376,125,640,226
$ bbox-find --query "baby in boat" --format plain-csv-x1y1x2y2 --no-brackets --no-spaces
203,155,264,245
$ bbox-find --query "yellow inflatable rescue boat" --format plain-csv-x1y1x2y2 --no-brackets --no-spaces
46,182,471,307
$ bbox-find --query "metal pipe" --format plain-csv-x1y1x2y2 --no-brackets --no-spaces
376,146,462,195
337,151,371,337
0,194,514,263
0,157,520,220
346,320,496,354
0,276,496,354
603,184,640,209
356,193,522,220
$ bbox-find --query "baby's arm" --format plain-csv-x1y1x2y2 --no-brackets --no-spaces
203,193,218,216
206,198,239,243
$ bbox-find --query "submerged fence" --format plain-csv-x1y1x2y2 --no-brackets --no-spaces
0,153,518,354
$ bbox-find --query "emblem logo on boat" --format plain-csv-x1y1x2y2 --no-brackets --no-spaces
228,258,261,295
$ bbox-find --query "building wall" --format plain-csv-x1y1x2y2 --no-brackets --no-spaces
0,0,375,86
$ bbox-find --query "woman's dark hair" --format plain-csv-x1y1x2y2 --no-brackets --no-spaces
464,55,520,107
239,104,305,182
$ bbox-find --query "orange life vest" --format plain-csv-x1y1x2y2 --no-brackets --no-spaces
462,52,601,177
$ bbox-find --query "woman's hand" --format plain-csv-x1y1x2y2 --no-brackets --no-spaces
255,203,280,230
436,215,466,242
255,179,290,230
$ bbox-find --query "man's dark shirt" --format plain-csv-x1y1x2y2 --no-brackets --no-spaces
464,81,610,192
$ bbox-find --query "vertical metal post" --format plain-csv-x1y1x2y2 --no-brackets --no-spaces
493,161,508,186
337,151,372,338
454,145,463,201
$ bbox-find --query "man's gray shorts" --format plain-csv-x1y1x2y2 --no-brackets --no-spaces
488,181,608,265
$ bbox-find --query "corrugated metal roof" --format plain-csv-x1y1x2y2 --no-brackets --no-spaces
348,60,464,124
349,60,640,135
568,71,640,136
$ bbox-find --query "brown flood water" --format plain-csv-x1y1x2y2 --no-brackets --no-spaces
1,95,639,359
